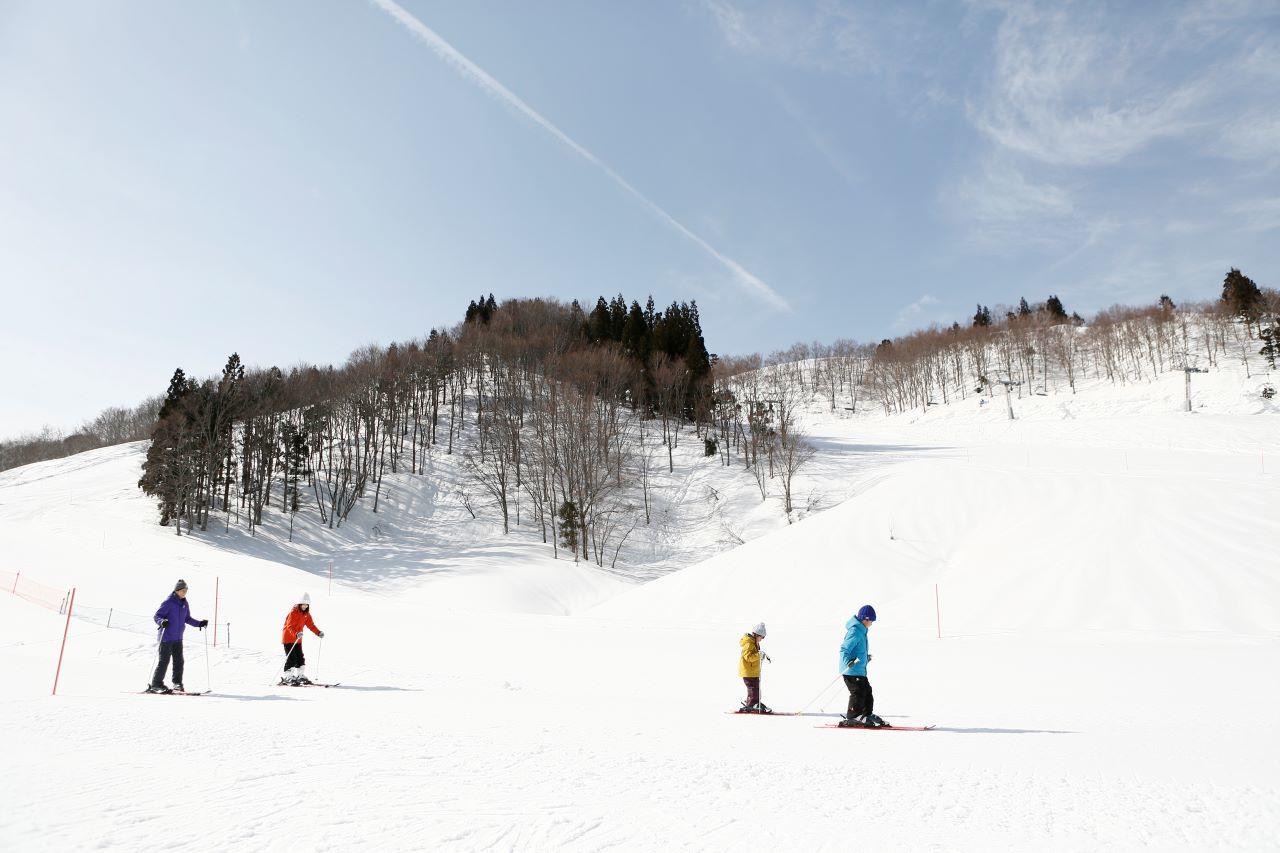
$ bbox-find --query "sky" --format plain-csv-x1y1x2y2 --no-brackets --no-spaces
1,0,1278,439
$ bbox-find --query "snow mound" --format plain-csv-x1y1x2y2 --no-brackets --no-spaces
591,452,1280,636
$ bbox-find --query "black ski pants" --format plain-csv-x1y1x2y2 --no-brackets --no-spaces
283,642,306,670
152,641,184,688
844,675,873,718
743,677,761,707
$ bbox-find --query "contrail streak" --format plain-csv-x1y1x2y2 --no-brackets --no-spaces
370,0,790,311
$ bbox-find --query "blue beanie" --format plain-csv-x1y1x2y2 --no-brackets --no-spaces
856,604,877,622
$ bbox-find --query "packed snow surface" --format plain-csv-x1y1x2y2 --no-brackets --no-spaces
1,363,1278,850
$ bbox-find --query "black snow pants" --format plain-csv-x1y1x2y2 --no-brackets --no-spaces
152,641,185,688
743,677,761,707
844,674,873,718
283,641,306,670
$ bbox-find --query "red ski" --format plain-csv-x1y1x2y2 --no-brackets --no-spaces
726,710,801,716
130,690,210,696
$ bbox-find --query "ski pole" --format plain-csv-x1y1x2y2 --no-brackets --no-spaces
316,636,323,683
203,623,212,693
797,674,841,714
149,624,163,688
282,634,303,681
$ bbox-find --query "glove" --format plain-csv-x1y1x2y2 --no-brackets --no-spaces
762,653,772,663
198,619,209,629
851,657,860,666
867,654,873,662
159,618,169,628
318,631,325,639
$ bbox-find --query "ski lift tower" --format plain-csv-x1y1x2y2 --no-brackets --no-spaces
990,376,1022,421
1177,354,1209,412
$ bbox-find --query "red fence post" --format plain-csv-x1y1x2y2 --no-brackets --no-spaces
52,587,76,696
213,577,220,648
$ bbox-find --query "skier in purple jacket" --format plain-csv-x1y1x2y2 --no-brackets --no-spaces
147,579,208,694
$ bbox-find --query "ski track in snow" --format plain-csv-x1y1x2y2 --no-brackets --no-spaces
1,358,1279,849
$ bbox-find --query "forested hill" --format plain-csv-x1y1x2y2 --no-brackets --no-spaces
4,269,1277,576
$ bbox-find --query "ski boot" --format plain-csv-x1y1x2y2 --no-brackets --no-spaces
752,702,774,715
145,684,172,695
866,714,889,728
295,675,313,686
173,683,185,694
838,714,869,728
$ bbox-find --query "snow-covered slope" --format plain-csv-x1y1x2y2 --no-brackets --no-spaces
590,443,1280,635
0,441,627,621
1,358,1278,850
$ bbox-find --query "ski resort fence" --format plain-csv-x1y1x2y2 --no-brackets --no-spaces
0,569,233,646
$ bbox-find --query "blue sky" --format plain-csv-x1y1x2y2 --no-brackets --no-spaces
1,1,1277,437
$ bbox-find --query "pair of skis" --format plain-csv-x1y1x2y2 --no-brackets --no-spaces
729,710,934,730
134,679,342,695
278,678,341,688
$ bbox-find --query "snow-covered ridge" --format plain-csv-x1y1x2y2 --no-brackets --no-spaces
1,351,1275,635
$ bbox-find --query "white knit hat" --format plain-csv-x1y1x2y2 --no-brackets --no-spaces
750,622,766,638
300,593,311,605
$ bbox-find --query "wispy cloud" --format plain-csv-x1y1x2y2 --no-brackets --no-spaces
1217,113,1280,169
700,0,967,115
970,2,1280,170
370,0,789,311
970,5,1210,167
1232,196,1280,232
943,155,1079,250
893,293,944,331
948,1,1279,260
703,0,878,75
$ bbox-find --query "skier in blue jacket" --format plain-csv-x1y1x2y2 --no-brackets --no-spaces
838,604,887,728
148,579,208,693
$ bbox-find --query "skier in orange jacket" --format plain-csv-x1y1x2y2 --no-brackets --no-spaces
281,593,324,685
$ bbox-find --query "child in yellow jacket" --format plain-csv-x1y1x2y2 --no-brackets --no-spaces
737,622,772,714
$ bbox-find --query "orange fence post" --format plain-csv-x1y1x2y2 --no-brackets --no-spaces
52,587,76,696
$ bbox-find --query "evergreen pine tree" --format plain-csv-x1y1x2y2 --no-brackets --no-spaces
1222,268,1263,320
588,297,611,343
1045,294,1068,320
557,500,581,557
608,294,627,341
157,368,191,420
621,301,650,361
1260,326,1279,370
